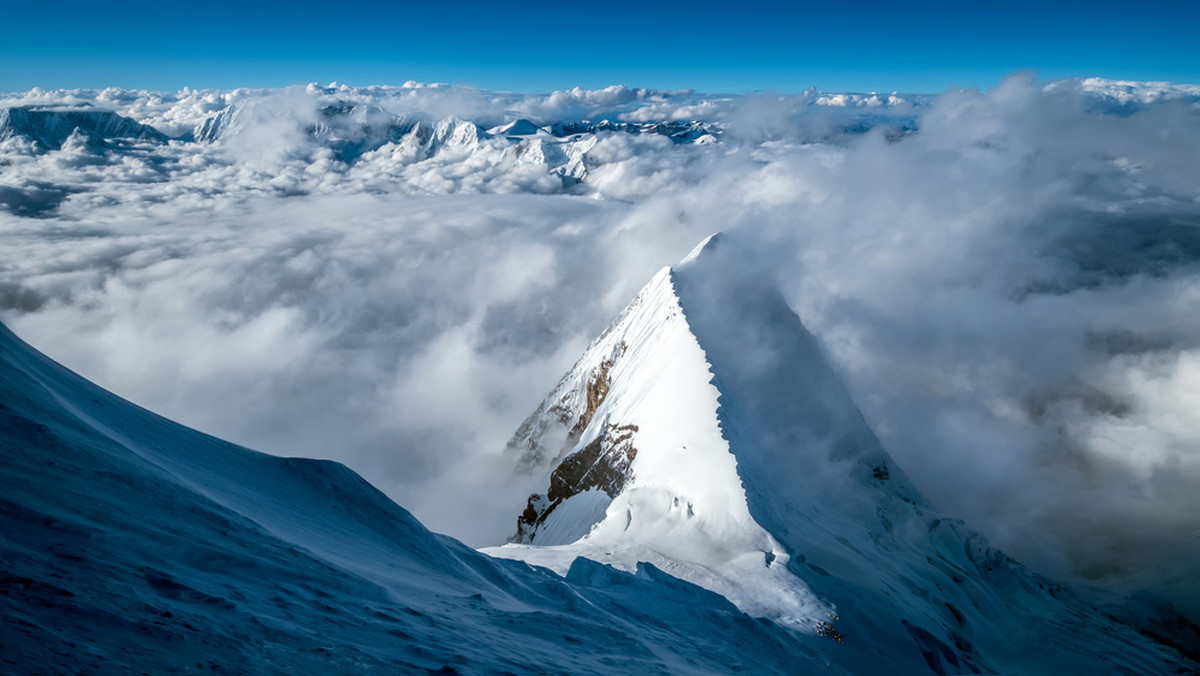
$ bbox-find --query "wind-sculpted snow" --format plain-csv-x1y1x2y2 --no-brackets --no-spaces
2,76,1200,623
0,320,843,674
488,234,1199,673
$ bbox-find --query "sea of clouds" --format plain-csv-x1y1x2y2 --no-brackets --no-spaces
2,74,1199,613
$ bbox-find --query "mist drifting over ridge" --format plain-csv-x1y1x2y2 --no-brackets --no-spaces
2,74,1199,615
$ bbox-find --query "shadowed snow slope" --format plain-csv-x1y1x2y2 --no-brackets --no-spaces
0,320,844,674
488,234,1197,674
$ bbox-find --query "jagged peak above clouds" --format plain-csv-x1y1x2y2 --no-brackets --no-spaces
498,232,925,551
678,230,722,264
486,232,1197,672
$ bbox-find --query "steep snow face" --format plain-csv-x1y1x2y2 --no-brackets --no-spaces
488,234,1196,674
430,116,488,153
671,234,930,570
508,135,593,185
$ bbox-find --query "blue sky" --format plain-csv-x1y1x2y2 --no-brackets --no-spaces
2,0,1196,93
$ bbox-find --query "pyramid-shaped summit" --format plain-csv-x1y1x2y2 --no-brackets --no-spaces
486,233,1191,674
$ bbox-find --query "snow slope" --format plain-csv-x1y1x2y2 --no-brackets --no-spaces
487,234,1197,674
0,320,843,674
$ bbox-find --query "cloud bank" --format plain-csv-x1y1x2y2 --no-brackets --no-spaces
2,75,1199,614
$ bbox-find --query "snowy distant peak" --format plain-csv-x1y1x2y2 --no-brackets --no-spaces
432,115,489,148
190,101,248,143
0,105,170,151
311,101,420,163
545,118,718,143
1044,77,1200,106
488,118,543,136
191,101,492,163
191,107,231,143
480,116,720,144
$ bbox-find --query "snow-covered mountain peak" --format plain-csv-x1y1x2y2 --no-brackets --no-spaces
431,116,488,147
488,231,929,628
485,233,1192,672
488,118,543,136
493,255,828,627
0,104,170,151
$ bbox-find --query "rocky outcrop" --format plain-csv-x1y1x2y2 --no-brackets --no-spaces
514,422,639,544
509,341,627,472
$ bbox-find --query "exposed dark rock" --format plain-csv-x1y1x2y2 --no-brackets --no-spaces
513,423,639,544
508,341,626,472
566,357,613,440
